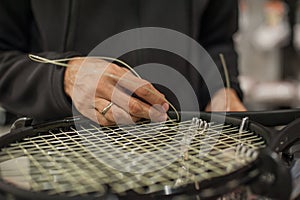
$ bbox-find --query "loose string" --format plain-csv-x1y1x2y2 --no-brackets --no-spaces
28,54,180,121
219,54,231,112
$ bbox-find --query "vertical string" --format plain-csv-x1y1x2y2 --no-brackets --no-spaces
219,54,231,111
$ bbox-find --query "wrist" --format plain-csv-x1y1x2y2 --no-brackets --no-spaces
63,58,82,98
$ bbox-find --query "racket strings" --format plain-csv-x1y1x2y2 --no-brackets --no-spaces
0,119,266,197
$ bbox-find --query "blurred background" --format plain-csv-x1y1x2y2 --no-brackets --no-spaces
1,0,300,131
237,0,300,110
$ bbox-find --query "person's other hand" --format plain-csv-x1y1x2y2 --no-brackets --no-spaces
205,88,247,112
64,57,169,126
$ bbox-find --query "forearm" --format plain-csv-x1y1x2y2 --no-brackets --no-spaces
0,51,78,121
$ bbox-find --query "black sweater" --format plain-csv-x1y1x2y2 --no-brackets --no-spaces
0,0,242,121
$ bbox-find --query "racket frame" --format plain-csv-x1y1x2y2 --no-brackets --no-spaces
0,112,293,200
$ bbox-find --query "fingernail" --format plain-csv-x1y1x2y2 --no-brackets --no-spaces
162,103,169,112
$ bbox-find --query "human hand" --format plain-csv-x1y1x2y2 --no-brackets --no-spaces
205,88,247,112
64,57,169,126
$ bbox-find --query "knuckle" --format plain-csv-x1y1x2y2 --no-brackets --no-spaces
141,81,152,89
96,85,112,98
138,86,152,98
129,101,142,115
107,64,120,74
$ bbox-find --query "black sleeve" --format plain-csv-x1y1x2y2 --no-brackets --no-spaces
0,0,77,121
199,0,243,100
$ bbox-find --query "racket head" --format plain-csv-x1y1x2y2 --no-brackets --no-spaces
0,112,290,200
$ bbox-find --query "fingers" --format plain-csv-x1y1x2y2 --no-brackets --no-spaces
94,98,140,125
107,86,168,122
94,63,169,121
97,64,169,109
116,70,168,107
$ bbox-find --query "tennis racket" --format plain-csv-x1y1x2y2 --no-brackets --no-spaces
0,111,297,200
